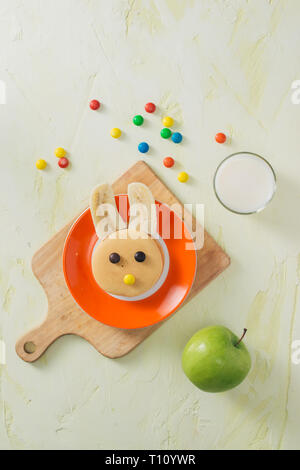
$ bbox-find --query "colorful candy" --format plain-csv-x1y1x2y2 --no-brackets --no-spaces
172,132,183,144
109,253,121,264
161,128,172,139
215,133,227,144
135,251,146,263
36,159,47,170
133,115,144,126
123,274,136,285
138,142,149,154
55,147,67,159
163,157,175,168
162,116,174,128
90,100,101,111
111,128,122,139
145,102,156,113
58,157,69,169
178,172,189,183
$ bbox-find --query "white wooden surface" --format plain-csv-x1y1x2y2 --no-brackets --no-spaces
0,0,299,450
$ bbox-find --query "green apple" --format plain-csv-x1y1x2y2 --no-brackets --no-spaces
182,326,251,393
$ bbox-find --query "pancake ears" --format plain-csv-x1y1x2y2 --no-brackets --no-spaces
128,183,157,236
90,184,127,240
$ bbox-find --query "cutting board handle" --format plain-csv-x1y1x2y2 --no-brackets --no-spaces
15,316,68,363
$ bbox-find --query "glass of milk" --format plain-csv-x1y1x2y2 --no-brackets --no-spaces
214,152,276,214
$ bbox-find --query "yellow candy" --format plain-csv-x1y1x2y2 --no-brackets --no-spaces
163,116,174,128
123,274,136,286
111,128,122,139
36,159,47,170
178,172,189,183
55,147,67,158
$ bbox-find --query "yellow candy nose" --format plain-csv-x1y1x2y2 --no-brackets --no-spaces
123,274,136,286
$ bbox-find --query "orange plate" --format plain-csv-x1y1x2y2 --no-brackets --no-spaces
63,196,197,329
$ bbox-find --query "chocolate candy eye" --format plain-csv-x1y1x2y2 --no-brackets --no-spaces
135,251,146,263
109,253,121,264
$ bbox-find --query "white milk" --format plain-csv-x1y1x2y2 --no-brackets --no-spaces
214,152,276,214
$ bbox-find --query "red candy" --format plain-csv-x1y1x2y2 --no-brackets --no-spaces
215,133,227,144
58,157,69,169
145,102,156,113
90,100,101,110
163,157,175,168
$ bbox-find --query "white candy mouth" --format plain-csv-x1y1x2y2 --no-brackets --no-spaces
92,236,170,302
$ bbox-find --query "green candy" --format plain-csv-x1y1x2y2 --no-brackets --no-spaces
133,115,144,126
161,128,172,139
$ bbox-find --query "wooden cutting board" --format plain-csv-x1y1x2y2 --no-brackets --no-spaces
16,161,230,363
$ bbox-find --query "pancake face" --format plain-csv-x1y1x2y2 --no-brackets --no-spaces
92,229,164,297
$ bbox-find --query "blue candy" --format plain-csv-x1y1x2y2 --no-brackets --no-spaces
172,132,183,144
138,142,150,154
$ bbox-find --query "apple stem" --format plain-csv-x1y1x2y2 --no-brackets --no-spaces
235,329,248,347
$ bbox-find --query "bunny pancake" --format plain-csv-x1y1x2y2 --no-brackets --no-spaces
90,181,166,298
92,229,164,297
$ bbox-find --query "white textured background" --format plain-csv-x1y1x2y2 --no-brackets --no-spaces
0,0,300,450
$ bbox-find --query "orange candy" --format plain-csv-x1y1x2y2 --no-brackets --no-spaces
163,157,175,168
215,133,227,144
